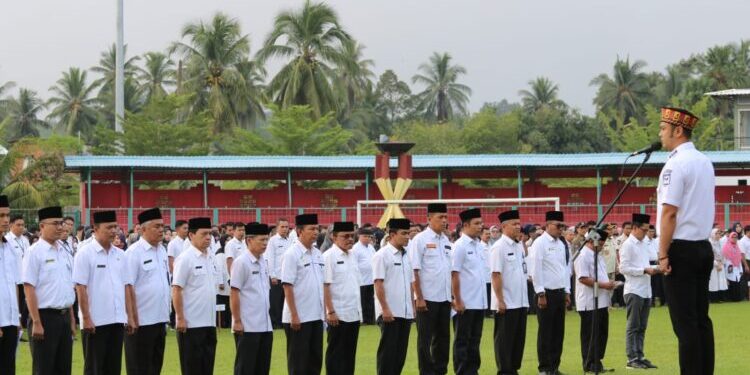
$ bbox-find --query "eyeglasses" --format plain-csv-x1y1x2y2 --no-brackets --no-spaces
42,220,64,227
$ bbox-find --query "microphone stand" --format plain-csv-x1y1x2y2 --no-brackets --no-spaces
573,150,654,374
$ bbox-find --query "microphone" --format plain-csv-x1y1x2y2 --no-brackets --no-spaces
630,141,662,157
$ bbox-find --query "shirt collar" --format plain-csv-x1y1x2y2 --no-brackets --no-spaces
426,226,445,239
628,233,643,244
190,245,208,257
541,231,557,243
669,141,695,159
248,251,259,263
93,238,115,253
388,243,405,255
136,237,158,251
501,234,518,245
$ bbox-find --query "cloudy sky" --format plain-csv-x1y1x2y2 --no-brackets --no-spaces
1,0,749,114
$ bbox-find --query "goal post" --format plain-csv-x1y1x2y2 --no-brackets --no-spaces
356,197,560,228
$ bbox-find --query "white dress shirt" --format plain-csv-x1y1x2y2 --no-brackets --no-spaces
352,241,376,286
738,235,750,261
230,251,272,332
22,238,75,309
529,231,570,294
172,246,220,328
72,239,128,326
656,142,715,241
480,241,491,284
280,241,324,324
214,252,230,296
372,243,414,319
574,246,611,311
619,234,653,299
490,235,529,310
0,239,20,327
124,238,171,325
451,234,487,310
224,237,247,260
6,231,29,259
409,227,452,302
323,245,362,322
265,233,291,280
167,236,186,259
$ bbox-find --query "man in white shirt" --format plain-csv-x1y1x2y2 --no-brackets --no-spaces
656,107,715,375
352,227,376,325
73,210,131,375
0,196,19,374
490,210,529,375
231,222,273,375
574,228,617,373
265,218,291,329
61,216,77,257
6,214,29,335
646,225,666,307
619,213,660,370
450,208,486,375
281,214,324,375
167,220,188,274
225,222,247,273
23,206,76,375
529,210,570,375
410,203,452,375
322,222,361,375
373,218,414,375
172,217,220,375
124,208,171,375
480,227,492,317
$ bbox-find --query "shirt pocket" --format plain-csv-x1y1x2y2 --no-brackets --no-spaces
192,266,207,278
142,258,156,272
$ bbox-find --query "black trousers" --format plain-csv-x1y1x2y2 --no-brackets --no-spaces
485,284,493,316
17,286,28,328
536,288,566,372
452,309,484,375
526,281,537,315
216,295,231,328
416,300,451,375
283,320,323,375
650,261,667,305
664,240,714,375
325,321,360,375
360,285,375,324
124,323,166,375
234,331,273,375
30,309,73,375
269,283,284,329
0,326,18,375
611,273,626,306
81,323,124,375
494,308,527,375
377,317,412,375
579,308,609,372
177,327,217,375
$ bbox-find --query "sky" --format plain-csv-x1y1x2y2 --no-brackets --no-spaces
1,0,749,115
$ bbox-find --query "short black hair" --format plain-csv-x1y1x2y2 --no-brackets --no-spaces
63,216,75,223
10,215,24,224
744,225,750,233
622,221,632,228
277,218,289,224
175,220,188,228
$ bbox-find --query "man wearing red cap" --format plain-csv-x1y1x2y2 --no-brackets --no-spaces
656,107,715,375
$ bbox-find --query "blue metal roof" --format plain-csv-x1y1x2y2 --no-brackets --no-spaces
64,151,750,171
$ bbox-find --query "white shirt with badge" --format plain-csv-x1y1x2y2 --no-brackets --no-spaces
529,231,571,294
323,245,362,322
280,241,325,324
372,243,414,319
172,245,221,328
619,234,653,299
224,237,247,260
490,235,529,310
124,238,171,326
451,234,487,310
656,142,715,241
167,236,186,260
230,251,272,332
22,238,76,309
409,227,452,302
265,234,291,280
352,241,376,286
72,239,128,326
574,246,611,311
738,235,750,261
6,231,29,259
0,239,20,327
480,241,491,284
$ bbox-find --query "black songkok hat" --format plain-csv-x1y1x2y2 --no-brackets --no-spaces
593,228,609,243
245,223,270,235
0,195,8,208
458,208,481,223
427,203,447,213
332,221,355,232
545,211,564,222
388,218,411,231
632,213,651,225
38,206,63,221
137,208,162,225
498,210,520,223
93,210,117,224
188,217,212,231
295,214,318,226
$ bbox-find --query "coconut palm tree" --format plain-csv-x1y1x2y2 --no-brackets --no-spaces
590,57,651,122
2,88,48,142
412,52,472,122
47,67,100,139
91,44,140,98
137,51,176,102
256,0,351,117
518,77,564,112
232,58,267,129
333,40,375,120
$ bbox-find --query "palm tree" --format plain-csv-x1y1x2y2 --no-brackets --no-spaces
518,77,564,112
47,67,100,139
256,0,352,117
2,88,48,142
137,51,176,102
172,13,264,132
411,52,472,122
590,57,651,122
232,58,267,129
334,40,375,120
91,44,140,98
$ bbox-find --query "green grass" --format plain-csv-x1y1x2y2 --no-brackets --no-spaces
15,301,750,374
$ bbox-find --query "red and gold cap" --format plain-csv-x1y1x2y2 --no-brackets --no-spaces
661,107,699,130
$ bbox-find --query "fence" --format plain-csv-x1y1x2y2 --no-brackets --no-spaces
12,203,750,231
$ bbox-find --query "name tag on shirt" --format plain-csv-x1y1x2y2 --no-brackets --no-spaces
143,259,153,264
337,261,344,264
97,264,106,268
426,243,437,249
303,263,311,267
468,251,474,255
444,245,451,250
45,258,55,264
252,271,259,275
546,247,557,253
195,265,203,269
394,262,402,266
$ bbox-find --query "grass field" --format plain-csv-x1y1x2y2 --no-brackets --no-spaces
15,301,750,374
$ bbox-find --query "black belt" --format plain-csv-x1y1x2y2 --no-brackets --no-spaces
672,239,710,245
39,308,69,315
544,288,565,293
